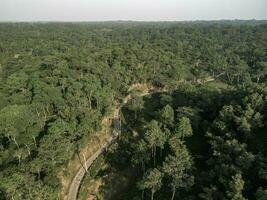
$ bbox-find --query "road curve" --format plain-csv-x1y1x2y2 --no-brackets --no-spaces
67,108,121,200
67,135,118,200
67,80,217,200
67,86,156,200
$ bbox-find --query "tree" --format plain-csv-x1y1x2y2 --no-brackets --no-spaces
255,187,267,200
132,139,151,171
175,117,193,139
127,96,144,120
159,94,173,106
207,134,255,173
226,173,247,200
199,185,219,200
158,104,174,128
138,168,163,200
253,61,267,83
163,153,194,200
0,21,266,200
176,106,201,129
144,120,167,166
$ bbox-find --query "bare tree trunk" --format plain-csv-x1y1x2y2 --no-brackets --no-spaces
171,185,176,200
38,168,41,180
80,71,83,79
43,107,47,122
17,154,21,165
151,190,154,200
46,105,50,115
25,144,31,155
7,134,11,141
226,72,231,83
32,136,37,147
257,76,260,83
82,153,88,172
153,146,156,167
12,137,19,149
88,91,92,110
142,161,145,173
141,189,144,200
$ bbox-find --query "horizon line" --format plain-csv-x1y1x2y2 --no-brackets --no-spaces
0,19,267,23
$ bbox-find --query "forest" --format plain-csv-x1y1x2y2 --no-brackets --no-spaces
0,21,266,200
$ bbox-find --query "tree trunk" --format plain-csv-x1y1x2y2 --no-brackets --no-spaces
171,186,176,200
82,153,88,172
257,76,260,83
88,91,92,110
38,168,41,180
17,154,21,165
32,136,37,147
142,161,145,173
12,137,19,149
151,190,154,200
226,72,231,83
153,146,156,167
141,189,144,200
25,144,31,156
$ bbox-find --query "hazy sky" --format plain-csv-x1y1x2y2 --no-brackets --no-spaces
0,0,266,22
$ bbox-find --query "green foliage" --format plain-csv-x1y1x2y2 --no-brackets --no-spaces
226,173,247,200
256,187,267,200
127,96,145,119
158,104,174,128
163,139,194,200
0,21,266,199
138,168,163,200
115,77,266,199
175,117,193,139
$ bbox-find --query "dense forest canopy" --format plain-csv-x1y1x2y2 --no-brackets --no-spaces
0,21,266,200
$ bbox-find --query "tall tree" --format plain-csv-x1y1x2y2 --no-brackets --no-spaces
127,96,145,120
158,104,174,128
163,152,194,200
226,173,247,200
138,168,163,200
144,120,167,166
175,117,193,139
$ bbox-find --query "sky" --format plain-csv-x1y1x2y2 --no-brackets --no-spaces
0,0,266,22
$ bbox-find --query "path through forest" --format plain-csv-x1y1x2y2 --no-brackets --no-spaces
66,84,150,200
66,79,217,200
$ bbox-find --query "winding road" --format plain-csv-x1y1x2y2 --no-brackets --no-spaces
67,83,153,200
67,79,218,200
67,106,121,200
66,81,170,200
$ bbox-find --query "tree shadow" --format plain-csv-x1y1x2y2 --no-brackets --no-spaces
97,83,234,199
